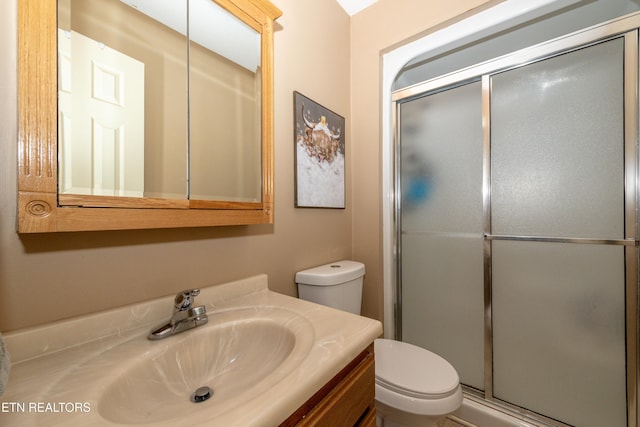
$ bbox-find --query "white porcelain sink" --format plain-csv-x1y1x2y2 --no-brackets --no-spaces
95,307,312,424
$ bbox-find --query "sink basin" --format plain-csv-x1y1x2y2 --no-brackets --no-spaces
2,276,382,427
97,308,312,424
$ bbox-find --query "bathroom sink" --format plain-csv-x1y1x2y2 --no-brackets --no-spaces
96,307,313,424
2,276,382,427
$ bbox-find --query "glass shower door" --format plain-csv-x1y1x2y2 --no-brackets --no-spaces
489,37,627,427
397,32,633,427
399,81,485,390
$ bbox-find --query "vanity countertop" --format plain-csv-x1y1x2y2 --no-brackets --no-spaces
1,275,382,426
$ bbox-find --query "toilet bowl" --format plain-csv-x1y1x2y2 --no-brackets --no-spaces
374,338,462,427
296,261,463,427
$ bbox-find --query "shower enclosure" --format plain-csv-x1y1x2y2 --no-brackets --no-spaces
393,14,640,427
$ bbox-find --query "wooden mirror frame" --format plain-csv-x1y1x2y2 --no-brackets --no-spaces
17,0,281,233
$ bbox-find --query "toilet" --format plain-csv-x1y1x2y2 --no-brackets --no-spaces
296,261,463,427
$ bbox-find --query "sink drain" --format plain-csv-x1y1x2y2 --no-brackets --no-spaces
191,386,213,403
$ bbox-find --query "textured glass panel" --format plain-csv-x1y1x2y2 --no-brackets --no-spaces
492,241,626,427
400,82,483,234
400,82,484,389
402,234,484,390
491,38,624,239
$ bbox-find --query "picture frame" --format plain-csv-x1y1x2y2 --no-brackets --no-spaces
293,91,346,209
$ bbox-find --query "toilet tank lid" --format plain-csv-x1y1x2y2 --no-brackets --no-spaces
295,260,365,286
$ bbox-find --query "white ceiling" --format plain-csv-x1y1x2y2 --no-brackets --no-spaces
335,0,379,16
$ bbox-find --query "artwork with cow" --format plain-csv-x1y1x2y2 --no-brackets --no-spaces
293,91,346,208
299,104,342,163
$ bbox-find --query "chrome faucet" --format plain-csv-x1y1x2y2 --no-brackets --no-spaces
148,289,208,340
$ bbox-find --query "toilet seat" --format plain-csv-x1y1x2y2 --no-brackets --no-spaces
375,338,460,397
374,338,462,416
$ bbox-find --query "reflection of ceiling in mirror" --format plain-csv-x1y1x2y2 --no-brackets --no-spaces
119,0,260,71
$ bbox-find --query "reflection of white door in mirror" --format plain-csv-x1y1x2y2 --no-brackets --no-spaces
58,29,145,197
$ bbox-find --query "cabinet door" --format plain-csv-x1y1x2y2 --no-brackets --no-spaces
280,346,375,427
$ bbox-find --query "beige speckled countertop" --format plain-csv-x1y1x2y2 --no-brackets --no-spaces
1,275,382,426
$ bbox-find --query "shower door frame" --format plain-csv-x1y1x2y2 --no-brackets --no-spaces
392,13,640,427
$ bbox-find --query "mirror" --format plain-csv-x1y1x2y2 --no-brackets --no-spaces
17,0,281,232
57,0,189,201
187,0,262,202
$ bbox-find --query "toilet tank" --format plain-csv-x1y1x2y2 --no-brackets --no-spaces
295,260,365,315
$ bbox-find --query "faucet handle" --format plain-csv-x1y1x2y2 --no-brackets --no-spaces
174,289,201,312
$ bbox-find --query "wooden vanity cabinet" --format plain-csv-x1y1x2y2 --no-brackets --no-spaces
280,344,376,427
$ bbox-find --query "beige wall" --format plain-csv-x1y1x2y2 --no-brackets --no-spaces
0,0,499,332
351,0,497,322
0,0,350,332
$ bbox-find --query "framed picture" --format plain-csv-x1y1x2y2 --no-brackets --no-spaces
293,91,346,208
